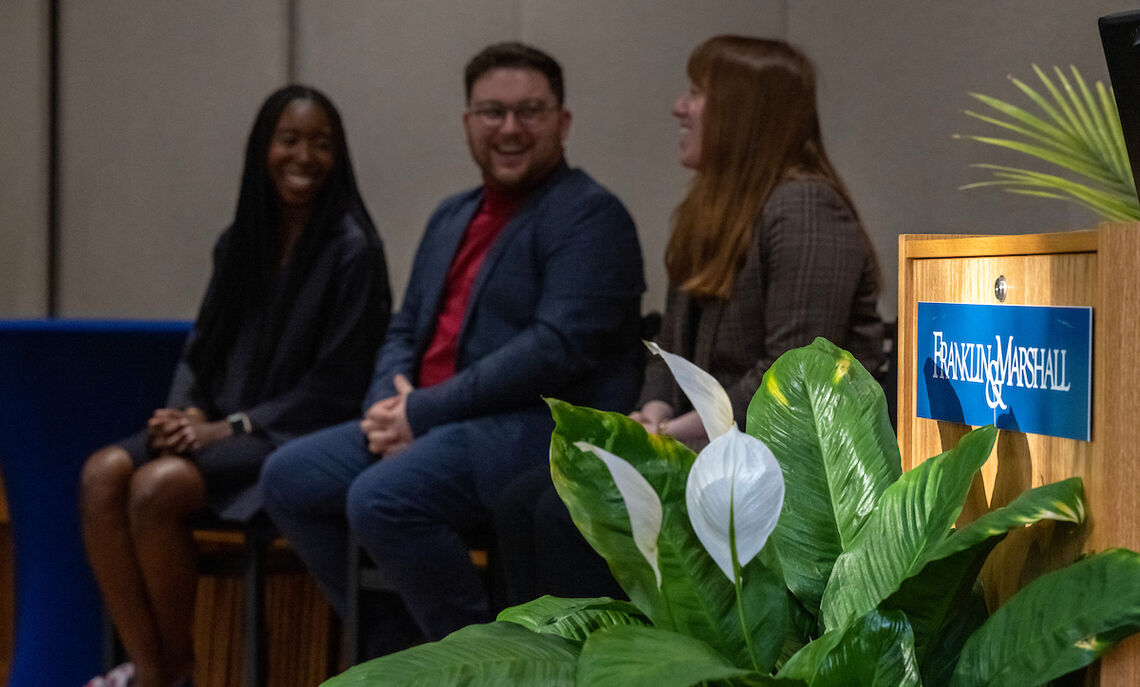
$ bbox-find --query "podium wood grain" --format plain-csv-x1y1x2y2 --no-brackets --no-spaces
898,226,1140,686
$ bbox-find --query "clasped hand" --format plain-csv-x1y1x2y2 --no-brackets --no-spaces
146,407,230,455
361,373,415,457
629,400,674,434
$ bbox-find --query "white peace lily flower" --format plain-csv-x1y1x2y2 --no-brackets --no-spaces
685,428,785,580
574,441,664,588
645,341,734,439
649,342,786,581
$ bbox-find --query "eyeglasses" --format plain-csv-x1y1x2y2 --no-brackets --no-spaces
467,100,558,128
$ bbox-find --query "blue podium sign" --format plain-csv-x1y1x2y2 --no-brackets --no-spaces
915,302,1092,441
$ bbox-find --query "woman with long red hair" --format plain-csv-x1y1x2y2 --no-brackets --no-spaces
496,35,883,604
632,35,882,442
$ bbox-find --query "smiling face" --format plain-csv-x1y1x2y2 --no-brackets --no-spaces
672,81,705,169
266,98,336,210
463,67,571,191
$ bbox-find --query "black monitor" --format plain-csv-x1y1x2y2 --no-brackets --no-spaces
1099,9,1140,202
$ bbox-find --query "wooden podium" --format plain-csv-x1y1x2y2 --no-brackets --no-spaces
898,225,1140,686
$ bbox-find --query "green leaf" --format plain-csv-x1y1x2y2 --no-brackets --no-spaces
321,621,579,687
1066,66,1126,180
884,544,995,677
497,595,649,642
959,178,1135,214
928,477,1084,561
957,134,1122,187
963,73,1118,172
820,425,998,631
958,64,1140,221
1097,80,1132,181
1037,65,1091,146
548,400,792,671
950,549,1140,687
774,597,817,670
964,163,1137,203
775,623,845,681
961,109,1087,158
548,400,694,618
778,609,921,687
577,625,757,687
966,91,1070,143
893,482,1084,667
884,474,1086,663
917,583,988,687
746,338,901,621
1011,69,1072,133
960,165,1139,221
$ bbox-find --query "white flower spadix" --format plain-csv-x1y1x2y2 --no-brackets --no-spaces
648,342,785,581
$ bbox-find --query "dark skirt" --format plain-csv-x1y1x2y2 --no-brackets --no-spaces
117,429,276,521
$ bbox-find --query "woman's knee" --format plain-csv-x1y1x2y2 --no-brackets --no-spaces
80,446,134,513
127,457,207,527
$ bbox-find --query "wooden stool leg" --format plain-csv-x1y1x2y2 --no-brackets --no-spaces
342,535,363,668
243,528,267,687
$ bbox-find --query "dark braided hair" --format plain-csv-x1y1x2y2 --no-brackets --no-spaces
186,85,376,406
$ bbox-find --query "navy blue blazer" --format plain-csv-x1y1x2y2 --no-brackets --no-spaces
365,163,645,435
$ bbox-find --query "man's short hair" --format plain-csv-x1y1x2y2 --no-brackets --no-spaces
464,42,565,106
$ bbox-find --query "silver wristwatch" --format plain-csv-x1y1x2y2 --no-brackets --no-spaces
227,412,253,435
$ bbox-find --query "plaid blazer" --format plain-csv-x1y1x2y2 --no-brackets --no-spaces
640,179,883,424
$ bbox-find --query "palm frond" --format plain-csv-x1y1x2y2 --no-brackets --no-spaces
960,109,1084,157
958,64,1140,221
962,164,1140,221
1067,67,1123,178
956,133,1123,188
1096,79,1133,182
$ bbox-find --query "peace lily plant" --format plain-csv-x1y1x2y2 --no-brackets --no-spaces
325,339,1140,687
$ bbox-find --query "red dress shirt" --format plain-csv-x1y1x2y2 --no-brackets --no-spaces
417,185,524,387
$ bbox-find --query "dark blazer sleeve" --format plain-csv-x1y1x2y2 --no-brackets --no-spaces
245,226,391,442
400,175,644,434
722,180,871,418
362,198,468,409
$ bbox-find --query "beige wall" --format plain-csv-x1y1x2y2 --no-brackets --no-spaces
295,0,525,308
791,1,1126,318
297,0,780,319
1,0,50,316
57,1,288,318
3,1,1133,322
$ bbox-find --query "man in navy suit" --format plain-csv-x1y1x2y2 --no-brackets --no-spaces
259,42,644,653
